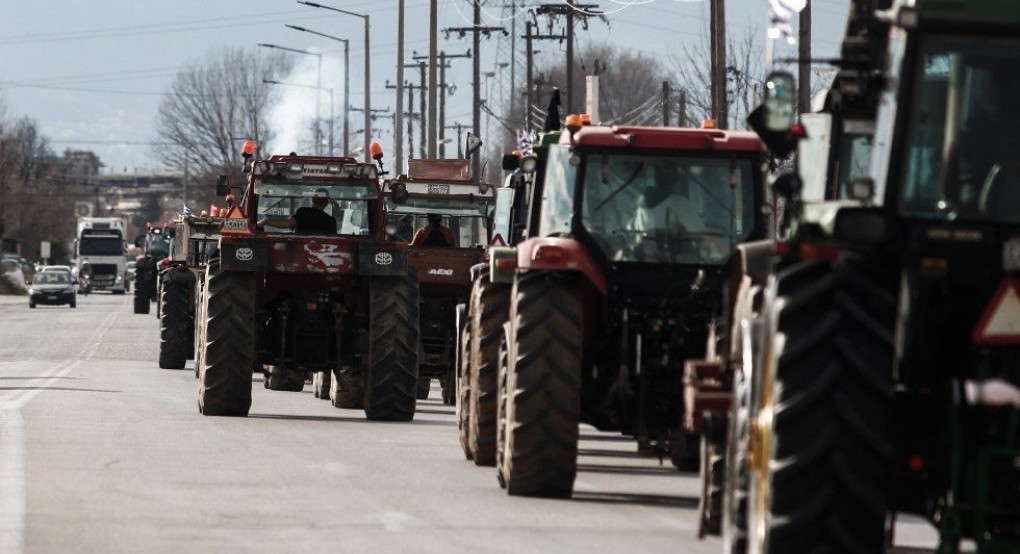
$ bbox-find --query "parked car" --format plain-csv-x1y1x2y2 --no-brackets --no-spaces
29,271,76,308
1,258,26,290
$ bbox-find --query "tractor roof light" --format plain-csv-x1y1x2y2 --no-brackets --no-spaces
286,162,304,173
258,161,276,174
565,114,584,135
326,163,342,173
370,141,384,161
701,119,716,129
241,140,256,159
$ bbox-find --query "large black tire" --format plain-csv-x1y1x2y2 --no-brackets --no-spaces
363,272,419,421
466,274,509,466
699,412,726,537
751,256,894,553
417,378,431,400
133,286,149,314
197,265,256,417
500,272,583,498
158,281,190,370
495,329,510,488
723,318,757,554
457,326,473,460
193,278,206,379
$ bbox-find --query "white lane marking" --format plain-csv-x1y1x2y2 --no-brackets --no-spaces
0,306,119,554
0,410,26,554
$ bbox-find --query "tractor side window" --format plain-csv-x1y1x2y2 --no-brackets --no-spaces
900,35,1020,223
538,146,577,237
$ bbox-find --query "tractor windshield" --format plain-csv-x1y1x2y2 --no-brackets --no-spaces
255,180,375,235
385,197,490,247
143,233,171,258
579,151,756,265
899,34,1020,223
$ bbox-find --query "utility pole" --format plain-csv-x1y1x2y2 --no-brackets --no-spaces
662,81,671,126
413,50,471,158
444,5,504,178
798,0,812,113
396,0,405,173
522,22,565,130
533,2,602,116
427,0,439,158
710,0,728,129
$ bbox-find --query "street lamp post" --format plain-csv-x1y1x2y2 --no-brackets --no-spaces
298,1,371,163
263,80,335,155
286,25,350,157
257,43,323,155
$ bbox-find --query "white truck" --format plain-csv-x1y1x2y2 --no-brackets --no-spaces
76,217,127,293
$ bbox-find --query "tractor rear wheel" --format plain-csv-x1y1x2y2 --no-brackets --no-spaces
750,256,894,553
197,264,255,417
466,274,509,465
363,272,419,421
500,272,582,498
158,280,190,370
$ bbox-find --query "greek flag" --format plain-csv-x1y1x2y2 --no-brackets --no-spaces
768,0,806,44
180,204,192,219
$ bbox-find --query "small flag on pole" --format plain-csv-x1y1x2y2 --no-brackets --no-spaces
768,0,806,45
181,204,192,219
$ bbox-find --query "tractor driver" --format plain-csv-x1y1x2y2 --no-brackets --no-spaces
411,213,457,247
630,162,704,234
258,188,338,235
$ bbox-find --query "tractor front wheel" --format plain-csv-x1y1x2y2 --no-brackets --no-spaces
466,274,509,466
362,272,419,421
197,264,255,417
499,272,582,498
158,280,190,370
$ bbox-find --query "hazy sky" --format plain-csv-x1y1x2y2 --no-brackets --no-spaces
0,0,850,173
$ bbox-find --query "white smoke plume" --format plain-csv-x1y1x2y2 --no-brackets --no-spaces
267,49,345,157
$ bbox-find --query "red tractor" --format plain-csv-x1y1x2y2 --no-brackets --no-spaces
197,142,420,421
470,120,769,497
380,159,494,404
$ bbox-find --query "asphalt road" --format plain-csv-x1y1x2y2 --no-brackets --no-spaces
0,293,947,553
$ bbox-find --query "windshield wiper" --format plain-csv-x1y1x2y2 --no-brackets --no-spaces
594,162,646,213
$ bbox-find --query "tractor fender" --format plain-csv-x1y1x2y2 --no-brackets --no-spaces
516,237,607,297
162,266,197,284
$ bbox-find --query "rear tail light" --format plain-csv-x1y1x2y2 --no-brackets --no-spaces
533,245,566,262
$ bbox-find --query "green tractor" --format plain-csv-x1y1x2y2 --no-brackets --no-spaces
733,1,1020,552
133,225,173,315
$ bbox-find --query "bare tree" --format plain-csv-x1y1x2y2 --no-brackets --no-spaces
668,27,767,130
155,47,292,177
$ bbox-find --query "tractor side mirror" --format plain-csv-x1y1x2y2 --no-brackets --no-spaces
764,71,797,132
215,175,229,196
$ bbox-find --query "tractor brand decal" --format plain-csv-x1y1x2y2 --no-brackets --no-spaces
375,252,394,265
224,219,249,231
235,247,254,261
303,244,352,270
427,268,453,276
427,184,450,195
